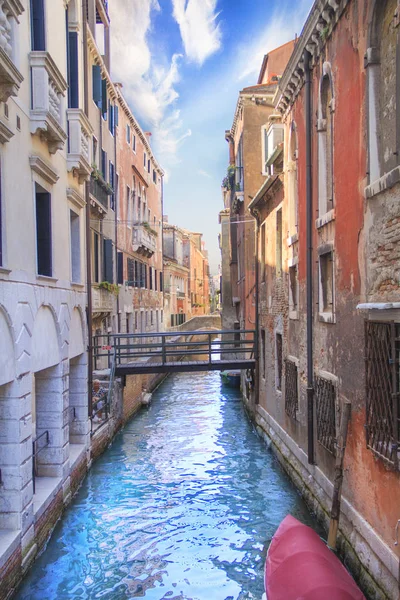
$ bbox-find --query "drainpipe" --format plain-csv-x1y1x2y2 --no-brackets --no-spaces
82,0,93,417
305,49,315,465
254,216,260,405
114,103,119,323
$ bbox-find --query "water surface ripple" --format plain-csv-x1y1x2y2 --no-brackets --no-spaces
15,371,318,600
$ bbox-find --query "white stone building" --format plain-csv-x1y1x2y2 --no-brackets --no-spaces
0,0,89,585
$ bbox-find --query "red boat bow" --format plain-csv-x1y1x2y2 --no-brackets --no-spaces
265,515,366,600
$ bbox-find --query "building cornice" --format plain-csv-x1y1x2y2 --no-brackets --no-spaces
87,26,117,100
229,89,276,138
248,174,282,221
29,155,59,184
276,0,349,117
117,87,164,177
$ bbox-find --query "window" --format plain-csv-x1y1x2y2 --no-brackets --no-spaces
108,101,115,135
132,134,136,152
285,359,298,419
93,232,99,282
319,250,334,320
289,264,298,315
365,321,400,466
315,375,337,455
92,65,102,106
103,238,113,283
151,310,153,326
235,135,244,191
134,311,138,330
147,159,151,174
318,64,334,215
367,0,399,181
261,223,266,283
92,137,98,166
70,210,80,282
31,0,45,51
276,333,283,391
261,330,266,379
126,186,131,225
117,251,123,284
35,185,52,276
263,124,284,175
155,269,158,291
288,121,298,235
67,25,79,108
126,124,131,144
153,169,157,183
149,266,153,290
160,271,163,292
143,152,147,167
109,161,115,210
101,150,107,179
276,209,282,278
127,257,134,285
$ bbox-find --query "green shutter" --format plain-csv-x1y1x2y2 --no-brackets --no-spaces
92,65,102,105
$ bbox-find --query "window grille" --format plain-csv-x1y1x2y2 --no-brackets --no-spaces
276,333,283,391
315,375,336,455
285,359,298,419
365,321,399,467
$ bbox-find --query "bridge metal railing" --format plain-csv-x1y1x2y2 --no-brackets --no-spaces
115,329,254,366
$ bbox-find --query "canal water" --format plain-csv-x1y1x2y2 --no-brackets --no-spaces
16,371,319,600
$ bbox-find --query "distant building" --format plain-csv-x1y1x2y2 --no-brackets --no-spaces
163,222,190,327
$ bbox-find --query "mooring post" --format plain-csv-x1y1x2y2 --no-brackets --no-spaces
327,400,351,550
162,336,166,365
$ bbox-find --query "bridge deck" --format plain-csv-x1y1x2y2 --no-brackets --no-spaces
115,359,256,376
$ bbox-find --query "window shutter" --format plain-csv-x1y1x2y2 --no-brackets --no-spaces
103,238,113,283
36,191,52,276
31,0,45,51
92,65,102,106
68,32,79,108
114,105,119,127
149,267,153,290
134,260,139,287
101,78,108,118
160,271,163,292
144,265,148,288
155,269,158,291
117,251,123,284
101,150,107,179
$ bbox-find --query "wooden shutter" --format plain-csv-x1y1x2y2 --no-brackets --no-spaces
114,105,119,127
103,238,113,283
31,0,45,51
101,78,107,118
68,32,79,108
144,264,147,288
36,190,52,276
134,260,139,287
155,269,158,291
92,65,102,106
160,271,163,292
101,150,107,179
149,266,153,290
117,251,123,284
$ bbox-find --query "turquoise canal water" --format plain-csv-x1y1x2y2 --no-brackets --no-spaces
15,371,319,600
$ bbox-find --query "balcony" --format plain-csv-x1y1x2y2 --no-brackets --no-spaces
67,109,93,183
132,225,157,257
92,285,114,317
29,51,67,154
0,0,24,103
89,174,109,215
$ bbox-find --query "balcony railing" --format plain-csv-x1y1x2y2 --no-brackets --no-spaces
67,109,93,183
132,225,157,257
90,175,109,209
92,285,114,314
0,0,24,104
30,51,67,154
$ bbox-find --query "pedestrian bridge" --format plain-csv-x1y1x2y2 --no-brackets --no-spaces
94,329,256,375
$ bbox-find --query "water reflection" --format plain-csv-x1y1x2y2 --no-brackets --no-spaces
15,371,317,600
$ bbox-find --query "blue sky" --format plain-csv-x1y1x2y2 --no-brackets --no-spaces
110,0,313,273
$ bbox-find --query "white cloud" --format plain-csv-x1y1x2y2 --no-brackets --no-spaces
198,169,212,179
237,0,313,81
109,0,190,170
172,0,222,65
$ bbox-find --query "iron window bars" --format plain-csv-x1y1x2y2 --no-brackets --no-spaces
315,375,337,455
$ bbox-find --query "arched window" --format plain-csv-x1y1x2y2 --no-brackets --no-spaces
318,63,334,216
288,121,298,236
367,0,398,182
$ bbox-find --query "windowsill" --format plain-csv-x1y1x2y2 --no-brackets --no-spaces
289,310,299,320
318,311,335,324
37,274,58,283
0,266,11,275
71,281,85,288
365,165,400,199
316,208,335,229
287,232,298,246
33,476,63,521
